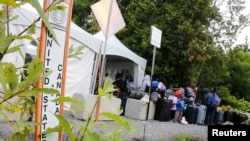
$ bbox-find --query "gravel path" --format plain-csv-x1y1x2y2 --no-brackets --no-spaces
0,111,208,141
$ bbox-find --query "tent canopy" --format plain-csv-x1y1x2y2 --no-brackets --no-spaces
3,1,147,98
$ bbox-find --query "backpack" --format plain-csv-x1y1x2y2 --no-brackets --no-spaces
158,82,166,92
151,80,159,89
207,93,221,107
185,87,193,98
175,89,181,98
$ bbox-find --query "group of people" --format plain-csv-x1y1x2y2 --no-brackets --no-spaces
167,83,197,124
138,73,221,125
112,72,221,125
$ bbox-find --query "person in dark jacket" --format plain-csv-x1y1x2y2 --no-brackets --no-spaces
113,72,128,116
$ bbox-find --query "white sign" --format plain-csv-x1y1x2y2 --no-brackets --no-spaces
91,0,125,38
40,1,69,141
150,26,162,48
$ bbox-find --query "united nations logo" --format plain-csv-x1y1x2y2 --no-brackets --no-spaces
50,8,67,24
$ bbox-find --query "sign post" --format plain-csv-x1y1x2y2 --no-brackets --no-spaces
35,0,73,141
91,0,125,121
146,25,162,120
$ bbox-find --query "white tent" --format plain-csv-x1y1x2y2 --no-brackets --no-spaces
2,1,147,102
93,31,147,88
3,3,101,100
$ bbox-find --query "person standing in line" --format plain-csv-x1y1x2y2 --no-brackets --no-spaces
168,89,178,120
205,87,219,125
138,73,151,92
157,77,167,98
173,94,186,124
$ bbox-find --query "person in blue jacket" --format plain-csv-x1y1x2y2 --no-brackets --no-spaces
173,94,186,123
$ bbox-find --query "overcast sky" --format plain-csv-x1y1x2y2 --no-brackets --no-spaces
236,0,250,44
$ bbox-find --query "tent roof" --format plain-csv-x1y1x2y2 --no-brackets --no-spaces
11,1,147,70
94,31,147,70
11,3,101,53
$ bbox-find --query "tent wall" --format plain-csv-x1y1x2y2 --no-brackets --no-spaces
3,2,147,103
3,22,98,99
105,60,134,79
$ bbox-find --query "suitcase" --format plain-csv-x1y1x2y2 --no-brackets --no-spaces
184,105,198,124
234,113,248,125
129,90,137,99
196,104,207,125
154,98,172,121
129,90,147,100
223,111,235,123
214,110,224,125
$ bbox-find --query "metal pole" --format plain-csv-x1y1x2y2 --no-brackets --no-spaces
95,0,114,122
146,45,156,120
91,42,103,94
99,0,114,87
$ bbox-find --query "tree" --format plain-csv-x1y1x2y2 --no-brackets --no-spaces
210,0,250,50
227,49,250,100
115,0,220,87
72,0,99,34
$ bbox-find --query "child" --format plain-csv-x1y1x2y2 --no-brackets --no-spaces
173,94,186,124
168,90,178,120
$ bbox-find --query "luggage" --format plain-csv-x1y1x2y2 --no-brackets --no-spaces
223,111,235,123
214,110,224,125
129,90,147,100
184,105,198,124
234,113,248,125
154,98,172,121
196,104,207,125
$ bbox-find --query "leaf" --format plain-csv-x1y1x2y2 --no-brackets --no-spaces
68,45,85,60
100,112,132,132
0,0,19,7
46,114,75,141
33,88,59,94
51,96,84,107
17,89,40,97
0,62,7,92
26,58,44,82
5,44,23,54
98,87,105,96
85,130,101,141
4,63,19,90
101,76,116,94
28,0,59,44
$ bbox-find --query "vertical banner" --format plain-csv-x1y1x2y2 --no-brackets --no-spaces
35,0,73,141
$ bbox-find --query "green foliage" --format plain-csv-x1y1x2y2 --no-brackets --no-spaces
227,49,250,100
29,0,58,43
72,1,250,106
168,133,204,141
68,45,85,60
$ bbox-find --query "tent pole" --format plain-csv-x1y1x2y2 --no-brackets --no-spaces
91,42,103,94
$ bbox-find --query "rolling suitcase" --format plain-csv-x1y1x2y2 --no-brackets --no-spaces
154,98,172,121
196,104,207,125
214,110,224,125
184,105,198,124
